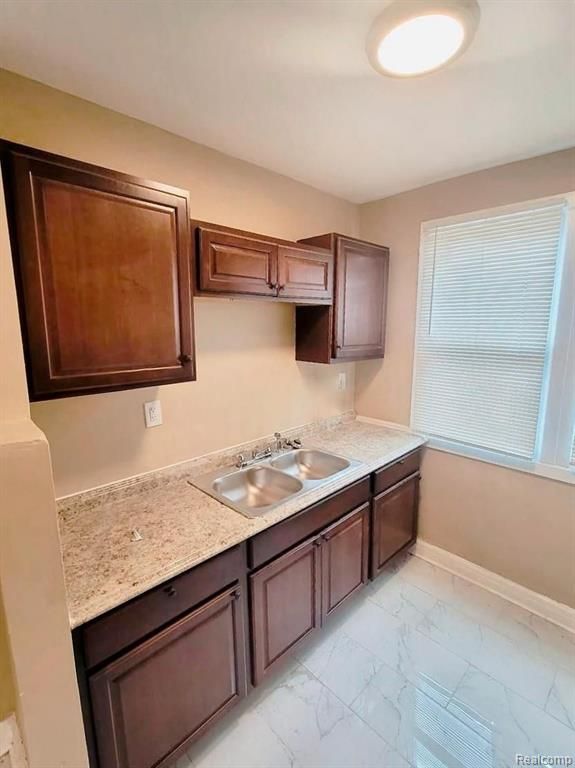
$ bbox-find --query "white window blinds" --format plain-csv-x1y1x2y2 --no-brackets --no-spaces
412,202,565,460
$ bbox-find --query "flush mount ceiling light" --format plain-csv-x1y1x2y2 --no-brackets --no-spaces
367,0,480,77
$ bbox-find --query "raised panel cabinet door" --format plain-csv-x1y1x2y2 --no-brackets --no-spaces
321,502,369,620
5,146,194,399
277,245,333,302
250,536,321,685
334,237,389,360
198,227,278,296
89,586,247,768
371,472,419,578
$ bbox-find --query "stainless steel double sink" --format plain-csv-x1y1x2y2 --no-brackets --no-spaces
191,448,363,518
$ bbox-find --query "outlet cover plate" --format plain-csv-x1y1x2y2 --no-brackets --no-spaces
144,400,162,428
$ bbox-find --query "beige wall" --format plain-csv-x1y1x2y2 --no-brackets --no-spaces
356,149,575,607
0,68,359,497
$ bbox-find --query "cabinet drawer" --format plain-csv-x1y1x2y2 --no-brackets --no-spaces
90,585,247,768
248,477,370,570
372,449,421,495
82,544,244,669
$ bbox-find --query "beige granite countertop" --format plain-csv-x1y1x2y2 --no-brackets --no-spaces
58,416,425,628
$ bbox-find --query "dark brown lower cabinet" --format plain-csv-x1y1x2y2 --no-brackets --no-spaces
75,454,421,766
250,502,370,683
321,503,369,619
250,537,322,685
371,472,419,578
89,585,247,768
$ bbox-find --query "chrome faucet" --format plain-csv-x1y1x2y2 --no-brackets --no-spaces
274,432,302,451
235,444,273,468
252,445,273,462
235,435,302,468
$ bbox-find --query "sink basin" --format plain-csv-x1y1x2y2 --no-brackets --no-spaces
191,446,363,518
270,449,351,480
212,466,303,509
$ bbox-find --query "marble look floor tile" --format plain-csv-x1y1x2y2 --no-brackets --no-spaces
185,707,297,768
492,603,575,674
296,629,383,706
545,667,575,729
368,569,437,626
352,616,469,707
254,663,408,767
447,667,575,768
417,601,556,708
394,557,509,629
253,664,352,752
334,593,469,707
392,557,457,605
336,597,405,655
318,587,374,636
294,706,411,768
351,662,494,768
447,578,511,629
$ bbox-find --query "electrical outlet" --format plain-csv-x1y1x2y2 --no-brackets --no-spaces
337,372,347,391
144,400,162,428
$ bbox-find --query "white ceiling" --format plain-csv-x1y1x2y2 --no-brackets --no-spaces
0,0,573,203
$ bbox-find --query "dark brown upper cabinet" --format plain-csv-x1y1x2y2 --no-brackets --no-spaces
193,222,333,304
295,234,389,363
1,143,195,400
198,226,278,297
277,244,333,302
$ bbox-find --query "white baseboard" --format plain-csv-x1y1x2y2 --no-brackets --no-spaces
0,715,27,768
411,539,575,634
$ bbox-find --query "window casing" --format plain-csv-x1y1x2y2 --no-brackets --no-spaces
411,194,575,484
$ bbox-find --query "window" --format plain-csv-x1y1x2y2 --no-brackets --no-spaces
412,194,575,483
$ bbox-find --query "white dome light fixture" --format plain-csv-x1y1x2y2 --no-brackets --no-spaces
367,0,480,78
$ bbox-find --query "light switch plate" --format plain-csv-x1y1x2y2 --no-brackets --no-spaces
337,372,347,391
144,400,162,428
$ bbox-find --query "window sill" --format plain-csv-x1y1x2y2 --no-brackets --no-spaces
424,436,575,486
355,416,575,485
